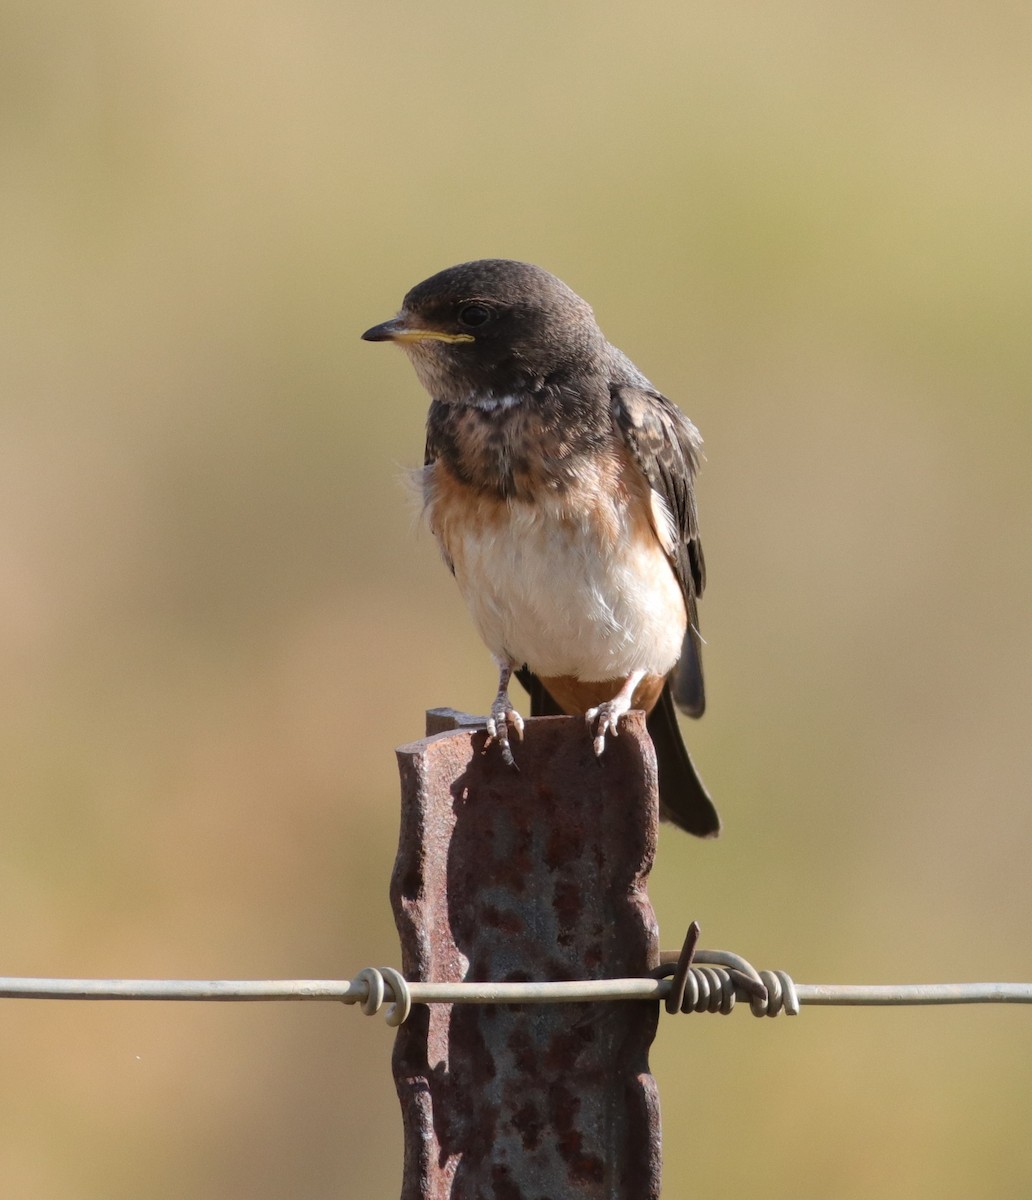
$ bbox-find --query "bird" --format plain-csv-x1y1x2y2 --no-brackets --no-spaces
362,259,720,837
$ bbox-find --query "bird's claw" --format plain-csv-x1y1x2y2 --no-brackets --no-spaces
486,697,524,769
585,700,626,758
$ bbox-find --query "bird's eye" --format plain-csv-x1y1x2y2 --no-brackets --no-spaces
457,303,492,329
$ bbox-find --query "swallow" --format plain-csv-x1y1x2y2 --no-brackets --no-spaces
362,259,720,836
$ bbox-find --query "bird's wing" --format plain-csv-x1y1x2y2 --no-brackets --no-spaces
422,405,458,576
423,405,441,469
610,384,707,716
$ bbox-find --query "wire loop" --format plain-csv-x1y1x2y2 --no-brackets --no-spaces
754,970,801,1017
351,967,413,1026
379,967,413,1026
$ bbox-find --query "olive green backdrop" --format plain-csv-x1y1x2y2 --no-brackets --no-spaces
2,2,1031,1196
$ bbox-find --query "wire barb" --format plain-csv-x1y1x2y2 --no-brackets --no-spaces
654,924,800,1016
663,919,701,1014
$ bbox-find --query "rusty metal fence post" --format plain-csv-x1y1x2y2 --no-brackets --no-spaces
392,709,663,1200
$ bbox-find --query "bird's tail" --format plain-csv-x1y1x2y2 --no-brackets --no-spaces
649,683,720,837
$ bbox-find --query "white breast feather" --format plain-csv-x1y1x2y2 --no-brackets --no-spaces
438,491,686,681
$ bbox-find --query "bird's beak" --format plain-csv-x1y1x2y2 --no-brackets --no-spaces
361,317,474,345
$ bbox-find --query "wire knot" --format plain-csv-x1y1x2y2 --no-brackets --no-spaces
654,922,800,1017
350,967,412,1026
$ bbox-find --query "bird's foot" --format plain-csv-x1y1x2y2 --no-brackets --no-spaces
484,661,524,768
584,698,631,757
485,693,524,768
585,669,645,757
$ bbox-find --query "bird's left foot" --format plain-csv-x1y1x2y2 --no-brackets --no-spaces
585,670,646,757
585,697,631,757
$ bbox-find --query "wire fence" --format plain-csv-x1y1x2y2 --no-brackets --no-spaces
4,945,1030,1027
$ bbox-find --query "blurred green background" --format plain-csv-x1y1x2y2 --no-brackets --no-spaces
2,1,1031,1196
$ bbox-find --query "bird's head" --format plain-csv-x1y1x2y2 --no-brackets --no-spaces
361,259,603,401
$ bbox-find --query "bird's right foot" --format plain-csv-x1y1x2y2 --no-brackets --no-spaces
484,660,524,768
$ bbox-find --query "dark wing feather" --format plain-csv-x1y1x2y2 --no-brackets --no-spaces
610,384,707,717
423,407,457,576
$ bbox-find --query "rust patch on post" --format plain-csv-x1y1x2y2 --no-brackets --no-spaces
392,711,661,1199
